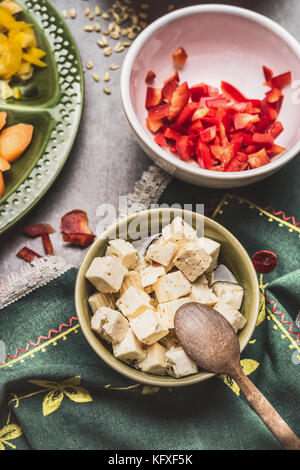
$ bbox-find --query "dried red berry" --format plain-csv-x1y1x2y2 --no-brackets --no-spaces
252,250,277,273
17,247,42,262
21,223,56,237
42,233,54,256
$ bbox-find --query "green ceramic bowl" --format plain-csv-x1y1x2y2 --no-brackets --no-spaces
0,0,84,234
75,208,259,387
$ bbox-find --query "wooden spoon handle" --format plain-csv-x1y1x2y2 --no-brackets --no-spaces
234,368,300,450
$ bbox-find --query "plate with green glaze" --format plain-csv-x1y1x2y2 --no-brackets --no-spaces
0,0,84,234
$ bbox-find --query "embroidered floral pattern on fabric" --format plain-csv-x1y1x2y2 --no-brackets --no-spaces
7,377,92,418
0,423,23,451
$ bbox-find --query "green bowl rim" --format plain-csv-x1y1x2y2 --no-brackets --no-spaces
75,208,260,387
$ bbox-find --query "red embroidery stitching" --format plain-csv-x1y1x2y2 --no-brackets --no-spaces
0,316,79,365
263,206,300,227
265,292,300,342
205,198,221,215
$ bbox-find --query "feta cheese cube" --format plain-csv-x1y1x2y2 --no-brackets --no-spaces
116,286,153,318
113,329,147,363
174,241,212,282
106,239,139,269
88,292,115,313
86,256,128,293
140,266,165,289
91,307,129,344
137,342,167,375
146,238,177,267
190,274,218,307
213,282,244,310
154,271,191,303
130,309,168,345
120,271,143,296
157,297,191,329
165,347,198,378
198,237,220,272
162,216,197,243
214,301,247,332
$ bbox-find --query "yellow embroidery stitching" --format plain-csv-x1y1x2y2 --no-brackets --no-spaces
27,376,93,416
0,424,23,450
220,359,260,396
212,193,300,235
0,324,80,369
7,376,92,418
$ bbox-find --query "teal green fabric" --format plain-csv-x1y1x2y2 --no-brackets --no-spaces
0,159,299,450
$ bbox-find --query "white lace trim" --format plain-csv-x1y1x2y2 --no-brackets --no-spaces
119,165,172,218
0,164,172,310
0,256,72,309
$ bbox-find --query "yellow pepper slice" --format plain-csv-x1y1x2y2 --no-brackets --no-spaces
0,33,22,79
22,51,47,68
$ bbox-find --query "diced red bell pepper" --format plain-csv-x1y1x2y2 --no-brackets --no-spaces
221,81,248,102
144,61,290,173
269,144,285,156
225,152,249,172
252,132,274,149
148,103,170,121
244,145,259,154
21,223,56,237
207,85,219,97
61,210,94,235
145,87,162,109
219,122,229,146
273,95,284,114
248,148,270,168
206,97,229,109
266,121,284,139
168,82,190,120
17,246,42,262
188,119,204,134
162,71,179,101
271,71,292,89
191,107,209,121
201,116,220,127
176,135,194,161
230,102,260,114
263,65,274,85
230,134,244,153
234,113,260,130
42,233,54,256
190,83,210,101
145,70,156,84
164,127,180,141
210,144,234,169
196,141,215,168
146,118,164,133
62,233,95,247
172,47,188,68
154,132,167,147
175,102,198,127
266,87,282,104
200,126,217,143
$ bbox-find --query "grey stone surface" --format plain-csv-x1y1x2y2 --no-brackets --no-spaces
0,0,299,275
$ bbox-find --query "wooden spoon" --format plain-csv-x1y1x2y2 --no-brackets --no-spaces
174,302,300,450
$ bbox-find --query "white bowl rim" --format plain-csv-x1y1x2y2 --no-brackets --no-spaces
120,3,300,181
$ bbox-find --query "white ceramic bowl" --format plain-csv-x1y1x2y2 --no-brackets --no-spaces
121,4,300,188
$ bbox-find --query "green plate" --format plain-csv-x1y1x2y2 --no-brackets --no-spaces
0,0,84,234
